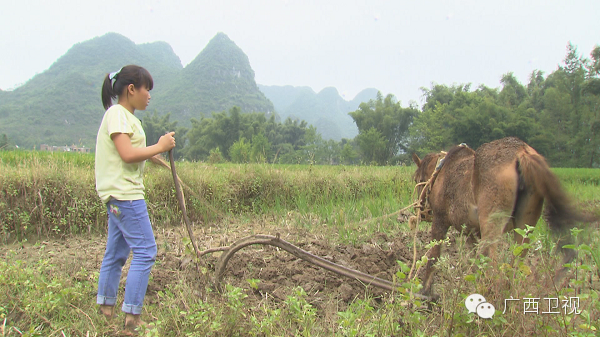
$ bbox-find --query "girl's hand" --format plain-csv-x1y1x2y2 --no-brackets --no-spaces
112,131,175,163
158,132,176,152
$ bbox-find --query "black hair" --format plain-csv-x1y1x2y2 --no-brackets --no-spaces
101,65,154,110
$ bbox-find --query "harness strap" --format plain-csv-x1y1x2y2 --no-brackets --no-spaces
415,144,468,222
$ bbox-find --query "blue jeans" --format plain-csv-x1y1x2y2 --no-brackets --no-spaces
96,199,157,315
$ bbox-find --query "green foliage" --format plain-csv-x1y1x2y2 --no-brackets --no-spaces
356,128,387,165
0,133,12,150
0,151,101,241
142,111,187,159
207,147,224,164
340,141,359,165
282,287,317,334
1,35,599,168
409,43,600,168
229,137,251,163
184,107,342,164
250,132,271,163
149,32,274,124
0,251,99,336
410,83,519,154
349,92,418,164
0,32,272,151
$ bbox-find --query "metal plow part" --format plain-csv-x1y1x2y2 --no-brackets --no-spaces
213,234,432,302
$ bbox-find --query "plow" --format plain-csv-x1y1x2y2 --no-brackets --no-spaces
166,150,434,302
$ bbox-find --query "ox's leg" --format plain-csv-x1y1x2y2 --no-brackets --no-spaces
421,218,450,297
477,166,519,261
512,191,544,256
478,205,515,261
479,198,514,262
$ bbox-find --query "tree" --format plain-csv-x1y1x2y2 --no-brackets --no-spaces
499,72,527,109
281,118,307,150
298,126,322,165
183,106,318,163
208,147,224,164
183,107,246,161
536,43,594,167
356,128,387,165
410,84,477,155
349,93,417,164
340,142,359,165
184,116,221,161
0,133,11,150
420,83,467,112
409,102,451,155
409,82,534,156
588,45,600,78
277,143,302,164
526,70,546,112
321,139,341,165
229,137,251,163
250,133,271,163
583,45,600,167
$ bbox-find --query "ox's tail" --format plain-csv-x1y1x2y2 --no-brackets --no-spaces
517,150,589,235
517,149,597,284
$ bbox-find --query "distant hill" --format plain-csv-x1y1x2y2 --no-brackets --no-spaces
259,85,378,140
0,32,377,148
147,32,274,123
0,33,183,149
0,32,275,149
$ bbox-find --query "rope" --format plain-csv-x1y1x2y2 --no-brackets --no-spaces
407,151,446,279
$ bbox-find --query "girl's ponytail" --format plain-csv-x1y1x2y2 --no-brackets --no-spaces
100,65,153,111
101,73,116,110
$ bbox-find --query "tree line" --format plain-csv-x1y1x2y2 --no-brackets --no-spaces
145,43,598,167
410,43,599,168
3,43,598,167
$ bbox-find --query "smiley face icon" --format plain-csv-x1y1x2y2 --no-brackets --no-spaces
464,293,486,314
476,302,495,319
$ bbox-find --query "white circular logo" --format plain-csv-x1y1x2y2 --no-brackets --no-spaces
476,302,495,319
465,293,495,319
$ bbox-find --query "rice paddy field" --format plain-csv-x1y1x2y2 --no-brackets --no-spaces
0,150,599,336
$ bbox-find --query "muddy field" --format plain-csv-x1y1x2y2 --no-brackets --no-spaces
2,217,462,315
4,211,600,336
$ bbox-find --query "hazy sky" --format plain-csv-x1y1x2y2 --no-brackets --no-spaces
1,0,599,105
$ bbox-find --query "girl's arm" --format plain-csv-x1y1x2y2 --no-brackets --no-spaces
112,132,175,164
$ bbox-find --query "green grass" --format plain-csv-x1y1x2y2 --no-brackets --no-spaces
1,150,599,336
0,149,95,167
554,168,600,207
0,151,416,241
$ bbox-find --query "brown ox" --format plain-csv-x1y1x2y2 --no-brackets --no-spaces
412,137,589,297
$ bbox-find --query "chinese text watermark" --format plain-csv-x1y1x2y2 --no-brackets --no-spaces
503,296,581,315
465,294,582,319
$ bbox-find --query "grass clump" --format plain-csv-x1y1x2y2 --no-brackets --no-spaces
0,151,415,243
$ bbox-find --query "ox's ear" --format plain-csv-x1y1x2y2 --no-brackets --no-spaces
412,153,421,167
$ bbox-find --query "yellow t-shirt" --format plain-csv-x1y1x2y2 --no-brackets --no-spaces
95,104,146,203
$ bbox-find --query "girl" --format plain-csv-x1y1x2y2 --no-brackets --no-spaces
95,65,175,331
